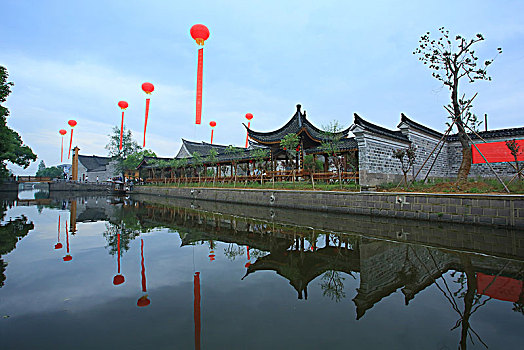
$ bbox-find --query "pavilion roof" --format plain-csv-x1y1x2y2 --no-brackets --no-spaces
245,104,351,145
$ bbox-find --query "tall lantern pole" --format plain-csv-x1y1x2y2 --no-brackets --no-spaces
117,101,129,150
141,83,155,147
67,120,77,159
209,121,216,144
245,113,253,148
59,129,67,162
190,24,210,125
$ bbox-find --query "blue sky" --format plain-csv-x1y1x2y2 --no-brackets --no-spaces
2,0,523,174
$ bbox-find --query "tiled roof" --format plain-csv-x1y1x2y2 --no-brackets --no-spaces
352,113,409,142
246,104,351,144
179,139,231,156
306,137,358,154
398,113,444,139
78,155,111,172
447,127,524,141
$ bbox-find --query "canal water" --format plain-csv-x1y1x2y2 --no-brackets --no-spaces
1,191,523,349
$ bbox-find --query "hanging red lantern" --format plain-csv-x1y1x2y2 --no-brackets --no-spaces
190,24,210,125
113,233,125,286
118,101,129,151
209,121,216,144
54,216,63,249
245,113,253,148
137,239,150,307
141,83,155,147
67,120,77,160
59,129,67,163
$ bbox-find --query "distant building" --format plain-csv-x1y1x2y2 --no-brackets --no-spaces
69,155,117,182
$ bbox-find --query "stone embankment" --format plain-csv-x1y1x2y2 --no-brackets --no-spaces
49,181,111,192
133,186,524,229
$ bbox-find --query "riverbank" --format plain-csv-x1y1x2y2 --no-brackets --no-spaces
133,186,524,228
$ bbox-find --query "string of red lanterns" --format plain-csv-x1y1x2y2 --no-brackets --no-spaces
190,24,210,125
117,101,129,150
209,121,216,144
59,129,67,163
67,120,77,160
245,113,253,148
141,83,154,147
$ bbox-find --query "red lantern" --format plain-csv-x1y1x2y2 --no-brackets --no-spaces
137,239,150,307
118,101,129,150
190,24,210,125
142,83,155,147
112,233,125,286
209,121,216,144
59,129,67,163
67,120,77,160
245,113,253,148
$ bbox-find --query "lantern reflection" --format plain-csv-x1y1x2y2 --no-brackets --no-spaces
112,233,125,286
137,239,150,307
54,216,63,250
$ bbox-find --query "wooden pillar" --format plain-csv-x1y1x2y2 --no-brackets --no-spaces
72,146,80,181
323,153,329,172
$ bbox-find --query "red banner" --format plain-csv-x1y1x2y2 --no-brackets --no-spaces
196,48,203,125
477,272,523,302
472,140,524,164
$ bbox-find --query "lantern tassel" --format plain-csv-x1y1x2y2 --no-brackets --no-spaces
195,48,203,125
143,98,150,147
210,129,214,144
120,111,125,150
117,233,121,274
61,136,64,162
68,128,74,159
245,121,250,148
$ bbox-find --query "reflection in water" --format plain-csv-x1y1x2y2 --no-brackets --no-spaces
194,271,201,350
137,239,150,307
112,233,125,286
54,216,63,250
63,219,72,262
1,195,523,349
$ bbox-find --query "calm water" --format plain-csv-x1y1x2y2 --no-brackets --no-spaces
1,191,523,350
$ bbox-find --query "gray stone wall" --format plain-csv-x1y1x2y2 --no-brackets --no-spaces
133,186,524,229
353,132,409,186
403,129,448,178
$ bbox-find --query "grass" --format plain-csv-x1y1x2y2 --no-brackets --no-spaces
377,177,524,194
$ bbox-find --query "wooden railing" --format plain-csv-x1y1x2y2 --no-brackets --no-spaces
16,176,53,183
145,170,358,185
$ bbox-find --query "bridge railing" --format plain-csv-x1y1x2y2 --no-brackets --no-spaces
16,176,53,183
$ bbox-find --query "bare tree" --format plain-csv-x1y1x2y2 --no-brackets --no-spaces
414,27,501,182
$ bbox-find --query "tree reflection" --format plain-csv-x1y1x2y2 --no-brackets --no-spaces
320,270,346,302
103,221,141,256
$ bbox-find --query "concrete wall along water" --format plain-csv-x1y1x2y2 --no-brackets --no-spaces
134,187,524,229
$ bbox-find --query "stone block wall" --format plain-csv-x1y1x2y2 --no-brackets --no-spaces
404,129,448,178
133,186,524,229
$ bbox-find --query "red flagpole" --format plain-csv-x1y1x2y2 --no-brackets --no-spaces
120,111,125,150
68,128,74,159
143,99,150,147
245,121,251,148
196,48,203,125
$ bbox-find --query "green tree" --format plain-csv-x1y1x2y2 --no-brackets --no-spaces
191,152,203,183
414,28,501,182
320,121,346,187
0,66,37,179
36,166,64,179
280,133,300,178
225,145,243,186
393,145,417,186
206,149,219,186
105,125,141,178
122,149,156,172
252,148,270,182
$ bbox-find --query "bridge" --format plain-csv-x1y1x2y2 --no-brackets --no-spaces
16,176,54,183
